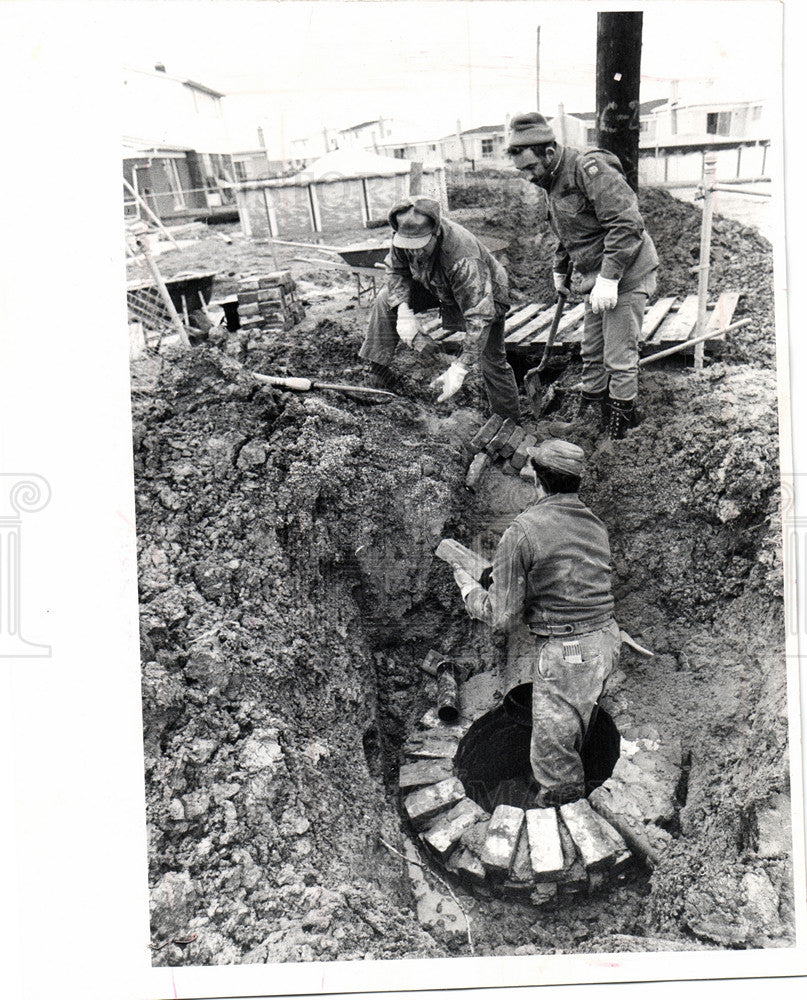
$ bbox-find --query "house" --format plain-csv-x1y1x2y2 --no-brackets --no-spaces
122,64,240,222
337,118,402,151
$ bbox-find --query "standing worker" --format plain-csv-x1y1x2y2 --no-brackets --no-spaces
506,112,659,440
359,196,521,423
451,439,621,807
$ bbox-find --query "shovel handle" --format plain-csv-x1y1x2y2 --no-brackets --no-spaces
253,374,313,391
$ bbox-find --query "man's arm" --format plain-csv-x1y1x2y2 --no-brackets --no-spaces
384,245,414,308
578,155,645,282
449,257,498,369
461,522,530,631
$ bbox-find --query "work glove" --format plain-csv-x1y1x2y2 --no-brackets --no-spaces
571,271,598,295
453,567,478,599
589,275,619,314
396,302,420,347
552,271,570,295
430,361,468,403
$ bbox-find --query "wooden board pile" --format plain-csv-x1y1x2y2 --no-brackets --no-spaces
400,668,683,901
236,270,306,334
419,291,740,358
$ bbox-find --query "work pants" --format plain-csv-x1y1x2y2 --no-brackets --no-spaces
581,270,657,401
529,619,621,806
359,286,521,422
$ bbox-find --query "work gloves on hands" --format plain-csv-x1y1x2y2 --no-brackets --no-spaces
589,275,619,314
396,302,420,346
430,361,468,403
453,567,478,599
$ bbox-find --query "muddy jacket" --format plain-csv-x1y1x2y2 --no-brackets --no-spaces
385,196,509,368
463,493,614,630
546,146,658,289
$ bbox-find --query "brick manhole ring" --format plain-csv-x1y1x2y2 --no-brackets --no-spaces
400,669,683,903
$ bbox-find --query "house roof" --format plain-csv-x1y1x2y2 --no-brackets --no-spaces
561,98,670,122
293,147,417,181
461,124,504,136
184,79,225,99
339,119,382,134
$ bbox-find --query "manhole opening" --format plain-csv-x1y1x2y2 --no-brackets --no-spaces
455,686,621,813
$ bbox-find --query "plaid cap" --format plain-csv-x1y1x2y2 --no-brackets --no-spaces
526,438,585,477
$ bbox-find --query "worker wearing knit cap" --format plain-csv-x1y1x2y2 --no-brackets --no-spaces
359,196,520,422
452,438,621,807
507,112,659,440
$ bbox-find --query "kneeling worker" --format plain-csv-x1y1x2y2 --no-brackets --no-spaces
359,196,520,422
451,439,621,806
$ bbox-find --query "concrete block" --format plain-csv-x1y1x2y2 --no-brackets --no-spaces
469,413,503,451
403,777,465,830
499,424,525,460
560,799,627,872
446,847,486,882
422,798,488,859
237,290,259,305
435,538,492,581
481,804,525,871
486,418,517,457
403,733,460,759
526,807,565,881
399,758,454,791
465,451,491,491
510,433,537,470
257,287,284,302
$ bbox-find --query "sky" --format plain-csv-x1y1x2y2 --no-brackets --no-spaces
117,0,783,156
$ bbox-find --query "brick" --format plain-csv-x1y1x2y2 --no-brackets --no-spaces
486,418,517,457
399,758,454,791
556,812,591,890
403,777,465,829
526,807,566,881
257,287,285,302
238,303,260,318
459,819,490,858
417,708,468,738
469,413,503,451
481,804,524,871
239,317,264,329
507,826,534,884
403,733,460,759
445,847,486,882
465,452,490,491
560,799,627,872
499,424,525,460
435,539,492,581
510,433,537,470
259,271,292,288
238,277,260,292
421,798,487,859
237,290,259,305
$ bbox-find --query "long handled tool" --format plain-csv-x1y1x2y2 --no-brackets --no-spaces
523,263,574,419
251,372,396,401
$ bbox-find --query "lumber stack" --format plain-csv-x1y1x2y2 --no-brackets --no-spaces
236,270,306,335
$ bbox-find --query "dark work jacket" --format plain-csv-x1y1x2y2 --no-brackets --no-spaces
463,493,614,630
385,216,509,368
546,146,658,290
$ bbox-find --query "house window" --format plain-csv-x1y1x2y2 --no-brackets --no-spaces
639,120,649,132
752,105,763,121
586,127,598,144
706,111,732,136
234,161,247,182
393,148,406,159
481,138,495,157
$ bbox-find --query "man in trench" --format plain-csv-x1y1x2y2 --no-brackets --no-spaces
451,439,621,806
505,112,659,440
359,196,521,423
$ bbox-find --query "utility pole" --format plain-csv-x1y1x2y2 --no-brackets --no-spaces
536,26,541,110
596,11,643,192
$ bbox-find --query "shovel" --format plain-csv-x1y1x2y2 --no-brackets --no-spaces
523,262,574,419
252,372,396,401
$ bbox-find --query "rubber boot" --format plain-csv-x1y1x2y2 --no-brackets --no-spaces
608,397,641,440
549,389,608,435
368,361,395,390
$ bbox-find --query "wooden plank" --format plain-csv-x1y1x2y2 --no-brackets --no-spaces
527,303,586,346
505,305,556,345
504,302,544,335
655,294,699,343
640,296,676,343
704,291,741,337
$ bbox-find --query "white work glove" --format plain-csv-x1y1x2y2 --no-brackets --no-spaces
430,361,468,403
589,275,619,314
396,302,420,346
552,271,570,295
453,567,478,599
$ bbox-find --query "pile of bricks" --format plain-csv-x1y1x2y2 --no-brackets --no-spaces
399,667,683,901
236,270,305,335
465,414,541,490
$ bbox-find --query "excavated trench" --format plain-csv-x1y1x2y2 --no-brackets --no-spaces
136,187,790,963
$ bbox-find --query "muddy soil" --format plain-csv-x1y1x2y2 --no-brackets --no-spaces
131,176,791,966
